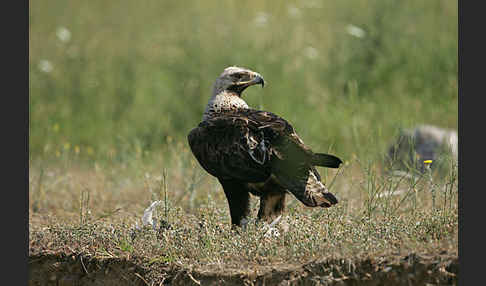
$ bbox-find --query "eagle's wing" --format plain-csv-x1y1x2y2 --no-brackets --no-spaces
188,109,342,206
240,110,342,207
187,111,273,183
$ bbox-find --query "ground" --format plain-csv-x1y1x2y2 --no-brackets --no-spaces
29,152,458,285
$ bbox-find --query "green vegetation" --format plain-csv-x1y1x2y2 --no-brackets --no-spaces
29,0,457,284
29,0,457,161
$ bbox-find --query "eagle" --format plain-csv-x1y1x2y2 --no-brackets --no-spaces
188,66,342,227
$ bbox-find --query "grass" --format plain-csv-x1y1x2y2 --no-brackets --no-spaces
29,0,457,162
29,0,457,283
29,146,458,268
28,140,457,283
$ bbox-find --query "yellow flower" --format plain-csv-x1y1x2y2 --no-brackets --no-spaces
63,142,71,151
74,145,80,154
423,160,433,164
53,123,60,133
87,146,94,155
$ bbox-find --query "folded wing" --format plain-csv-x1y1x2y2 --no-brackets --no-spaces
187,109,342,206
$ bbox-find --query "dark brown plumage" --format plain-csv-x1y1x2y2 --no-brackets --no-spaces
188,67,342,227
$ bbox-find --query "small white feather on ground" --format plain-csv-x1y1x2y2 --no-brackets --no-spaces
142,201,162,229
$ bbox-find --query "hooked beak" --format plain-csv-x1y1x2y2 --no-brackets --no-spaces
252,74,265,88
238,74,265,89
230,73,265,94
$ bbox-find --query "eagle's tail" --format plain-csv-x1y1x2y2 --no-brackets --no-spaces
311,153,343,168
321,191,338,206
273,168,339,208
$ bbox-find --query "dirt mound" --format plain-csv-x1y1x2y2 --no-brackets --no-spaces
29,252,457,285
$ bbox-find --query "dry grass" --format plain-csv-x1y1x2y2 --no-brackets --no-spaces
29,143,458,269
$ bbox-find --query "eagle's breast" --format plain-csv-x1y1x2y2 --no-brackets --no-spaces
203,92,249,121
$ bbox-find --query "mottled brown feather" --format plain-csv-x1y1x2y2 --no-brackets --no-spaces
188,109,340,209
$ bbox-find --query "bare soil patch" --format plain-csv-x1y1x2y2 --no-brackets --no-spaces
29,251,457,286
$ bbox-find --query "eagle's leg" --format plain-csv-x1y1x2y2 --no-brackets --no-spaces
257,179,286,223
257,191,286,223
218,179,251,228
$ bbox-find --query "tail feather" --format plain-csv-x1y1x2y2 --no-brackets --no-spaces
311,153,343,168
273,168,339,208
322,191,338,205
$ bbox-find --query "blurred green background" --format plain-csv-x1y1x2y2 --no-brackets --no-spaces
29,0,457,163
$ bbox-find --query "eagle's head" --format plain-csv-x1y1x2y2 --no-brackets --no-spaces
212,66,265,97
